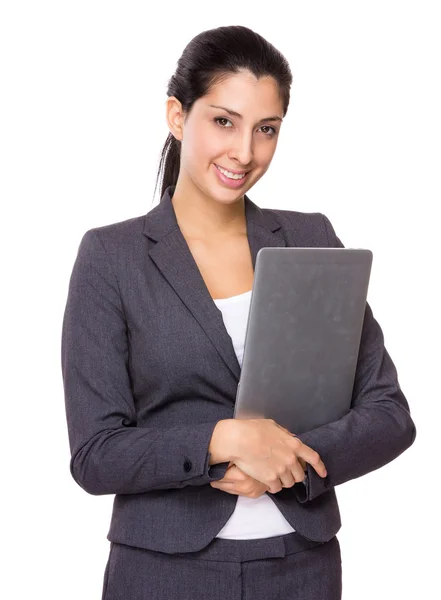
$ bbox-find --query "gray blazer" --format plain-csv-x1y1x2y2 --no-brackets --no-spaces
61,185,416,554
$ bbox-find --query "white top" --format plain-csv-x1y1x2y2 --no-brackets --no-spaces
212,290,297,539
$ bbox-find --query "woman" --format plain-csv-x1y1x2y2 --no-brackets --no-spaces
61,25,416,599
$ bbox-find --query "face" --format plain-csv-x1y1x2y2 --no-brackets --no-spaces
166,70,284,205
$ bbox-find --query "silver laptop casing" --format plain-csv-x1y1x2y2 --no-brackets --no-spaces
233,247,373,435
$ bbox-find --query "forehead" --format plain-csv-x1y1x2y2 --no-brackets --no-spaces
198,71,283,117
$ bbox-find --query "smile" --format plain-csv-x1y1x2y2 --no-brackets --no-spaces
215,164,248,180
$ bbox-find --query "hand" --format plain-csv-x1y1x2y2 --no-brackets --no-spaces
209,462,270,499
210,459,308,499
277,426,308,472
230,418,327,494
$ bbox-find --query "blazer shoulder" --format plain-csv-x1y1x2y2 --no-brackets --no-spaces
264,207,340,247
81,214,146,251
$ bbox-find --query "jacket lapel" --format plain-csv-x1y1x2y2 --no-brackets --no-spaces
143,185,289,382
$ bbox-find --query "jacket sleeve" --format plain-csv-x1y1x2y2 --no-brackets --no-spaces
291,214,416,503
61,229,230,496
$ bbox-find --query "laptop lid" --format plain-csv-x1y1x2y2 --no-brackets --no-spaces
233,247,373,435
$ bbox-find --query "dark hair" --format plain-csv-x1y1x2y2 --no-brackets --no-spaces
153,25,293,203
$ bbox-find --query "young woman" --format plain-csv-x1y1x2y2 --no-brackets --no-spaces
61,25,416,600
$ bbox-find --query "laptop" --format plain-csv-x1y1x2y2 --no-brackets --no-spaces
233,247,373,435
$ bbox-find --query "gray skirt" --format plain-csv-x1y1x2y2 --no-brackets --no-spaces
102,530,342,600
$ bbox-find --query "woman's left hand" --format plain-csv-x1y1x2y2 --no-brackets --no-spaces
210,462,269,498
209,458,308,499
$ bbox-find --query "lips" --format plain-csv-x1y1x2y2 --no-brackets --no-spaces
213,163,250,188
215,164,249,176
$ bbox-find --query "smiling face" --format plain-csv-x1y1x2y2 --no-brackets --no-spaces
166,69,285,206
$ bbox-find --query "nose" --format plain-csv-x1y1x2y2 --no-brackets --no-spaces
228,132,254,168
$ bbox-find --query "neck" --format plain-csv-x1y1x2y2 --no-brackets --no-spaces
171,178,247,240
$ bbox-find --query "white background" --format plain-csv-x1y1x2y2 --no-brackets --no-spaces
1,1,439,598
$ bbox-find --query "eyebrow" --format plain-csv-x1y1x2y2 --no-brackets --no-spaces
208,104,283,123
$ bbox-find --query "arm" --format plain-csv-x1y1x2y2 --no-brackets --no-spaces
291,215,416,503
61,229,233,495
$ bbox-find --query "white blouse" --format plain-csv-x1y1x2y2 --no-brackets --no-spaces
212,290,297,540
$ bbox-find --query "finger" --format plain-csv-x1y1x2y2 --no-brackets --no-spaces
210,481,225,489
275,427,319,478
216,467,246,485
298,457,307,471
279,426,301,444
291,441,327,477
226,466,247,482
217,482,235,489
214,475,234,484
213,482,240,495
289,460,307,484
278,470,296,489
277,427,308,474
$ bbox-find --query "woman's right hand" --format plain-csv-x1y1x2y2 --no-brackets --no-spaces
231,418,327,494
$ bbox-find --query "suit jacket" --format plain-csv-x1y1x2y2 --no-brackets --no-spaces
61,185,416,554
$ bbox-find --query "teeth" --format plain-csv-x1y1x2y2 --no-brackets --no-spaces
216,165,246,180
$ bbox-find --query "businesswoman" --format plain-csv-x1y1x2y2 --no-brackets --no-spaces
61,25,416,600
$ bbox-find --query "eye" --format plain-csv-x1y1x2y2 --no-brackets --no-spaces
214,118,277,137
214,117,233,128
260,125,278,136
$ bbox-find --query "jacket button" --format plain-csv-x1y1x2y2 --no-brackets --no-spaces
183,459,192,472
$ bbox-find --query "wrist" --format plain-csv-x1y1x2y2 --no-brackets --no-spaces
225,418,242,462
209,419,240,465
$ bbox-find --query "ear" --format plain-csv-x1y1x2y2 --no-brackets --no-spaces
165,96,185,142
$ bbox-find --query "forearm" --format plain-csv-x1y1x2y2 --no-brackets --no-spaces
294,396,416,503
70,419,233,495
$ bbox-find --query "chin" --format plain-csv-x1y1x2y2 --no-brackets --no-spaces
212,191,248,204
